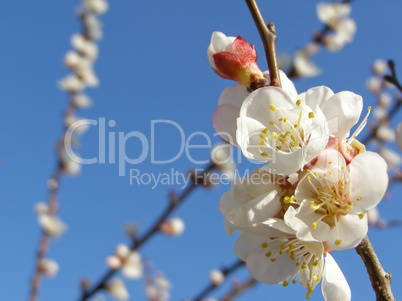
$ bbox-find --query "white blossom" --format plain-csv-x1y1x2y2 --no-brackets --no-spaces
58,74,85,92
376,125,395,142
378,92,392,108
71,34,99,60
122,251,143,279
365,76,382,94
38,213,67,238
145,273,171,301
107,278,129,301
234,220,350,300
84,0,109,15
293,49,321,78
379,147,401,169
286,149,388,250
72,93,93,108
316,2,351,27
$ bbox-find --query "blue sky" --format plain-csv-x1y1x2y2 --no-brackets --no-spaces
1,1,401,300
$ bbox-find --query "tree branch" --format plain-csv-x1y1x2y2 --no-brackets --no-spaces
221,277,257,301
245,0,281,87
355,236,395,301
80,163,217,301
192,259,245,301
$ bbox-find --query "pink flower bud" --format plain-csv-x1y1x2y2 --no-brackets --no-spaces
207,32,267,89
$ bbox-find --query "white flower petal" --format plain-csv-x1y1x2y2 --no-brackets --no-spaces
213,104,241,145
322,253,351,301
327,214,368,250
321,91,362,140
349,152,388,212
218,84,249,106
246,241,298,284
301,86,334,111
234,224,284,261
263,70,299,100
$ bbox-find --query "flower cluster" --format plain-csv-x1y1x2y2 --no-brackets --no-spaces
58,0,108,175
208,32,388,300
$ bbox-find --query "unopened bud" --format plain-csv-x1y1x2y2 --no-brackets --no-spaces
106,255,122,269
209,270,225,286
372,59,388,75
160,218,185,236
115,244,130,260
39,258,59,278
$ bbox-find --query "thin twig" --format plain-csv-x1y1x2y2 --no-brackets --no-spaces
221,277,257,301
355,236,395,301
79,163,216,301
245,0,281,87
192,259,245,301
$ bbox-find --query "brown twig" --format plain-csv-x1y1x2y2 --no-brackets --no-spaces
245,0,281,87
355,236,395,301
221,277,257,301
79,163,216,301
192,259,245,301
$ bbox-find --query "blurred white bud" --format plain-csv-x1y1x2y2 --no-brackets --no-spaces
115,244,130,260
316,2,351,26
38,214,67,237
367,207,380,226
77,67,99,87
396,122,402,151
83,14,103,40
107,278,129,301
71,34,99,60
209,270,225,286
365,76,382,94
39,258,59,278
59,148,81,176
377,218,388,229
84,0,109,15
35,202,49,215
160,218,185,236
372,59,388,75
58,74,85,92
47,178,59,190
324,18,356,52
377,125,395,142
378,92,392,108
72,93,93,108
145,273,171,301
124,222,139,239
379,147,401,169
64,51,82,69
372,106,388,122
293,50,321,78
106,256,122,270
65,116,90,135
122,251,143,279
210,143,236,180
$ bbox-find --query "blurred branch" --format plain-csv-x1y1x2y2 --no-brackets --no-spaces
355,236,395,301
245,0,281,87
192,259,245,301
80,163,217,301
361,60,402,145
221,277,257,301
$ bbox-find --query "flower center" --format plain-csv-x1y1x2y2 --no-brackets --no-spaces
258,102,315,157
